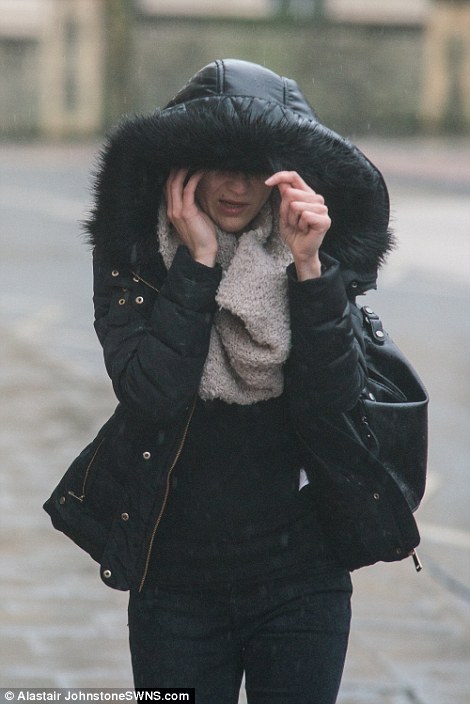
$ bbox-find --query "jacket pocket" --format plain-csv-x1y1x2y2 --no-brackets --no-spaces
43,428,125,563
65,436,107,503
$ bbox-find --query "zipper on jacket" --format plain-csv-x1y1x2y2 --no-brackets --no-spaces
410,549,423,572
67,437,106,502
130,270,160,293
138,397,197,592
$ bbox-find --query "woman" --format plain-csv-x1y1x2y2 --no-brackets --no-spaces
47,59,396,702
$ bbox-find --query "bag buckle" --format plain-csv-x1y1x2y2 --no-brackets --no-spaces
362,306,386,345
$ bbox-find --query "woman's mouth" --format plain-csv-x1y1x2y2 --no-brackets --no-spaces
218,199,248,215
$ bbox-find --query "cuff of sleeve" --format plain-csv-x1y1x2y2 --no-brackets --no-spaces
287,254,348,325
160,245,222,312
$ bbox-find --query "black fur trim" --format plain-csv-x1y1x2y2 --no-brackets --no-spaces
85,95,393,276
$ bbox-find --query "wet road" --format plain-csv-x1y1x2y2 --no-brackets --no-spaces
1,138,469,702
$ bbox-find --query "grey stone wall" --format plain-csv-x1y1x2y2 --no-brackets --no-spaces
0,17,424,137
130,19,423,137
0,39,40,135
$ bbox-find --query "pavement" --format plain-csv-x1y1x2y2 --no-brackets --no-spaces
1,137,470,702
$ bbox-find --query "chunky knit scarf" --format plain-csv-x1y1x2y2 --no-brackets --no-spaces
157,201,293,404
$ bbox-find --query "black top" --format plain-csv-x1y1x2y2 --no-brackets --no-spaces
147,395,334,586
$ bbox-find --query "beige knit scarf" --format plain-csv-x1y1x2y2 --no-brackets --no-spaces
157,200,293,404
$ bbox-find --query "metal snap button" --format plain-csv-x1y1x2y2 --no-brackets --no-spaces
121,512,129,521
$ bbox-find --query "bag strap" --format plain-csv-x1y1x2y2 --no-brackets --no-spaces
361,305,386,345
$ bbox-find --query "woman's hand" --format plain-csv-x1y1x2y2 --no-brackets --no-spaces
165,168,218,266
265,171,331,280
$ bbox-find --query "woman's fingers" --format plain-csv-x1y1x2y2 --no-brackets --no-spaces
295,206,331,234
163,168,218,266
265,170,310,191
181,170,205,212
165,168,184,218
281,193,329,233
166,168,205,219
266,171,329,235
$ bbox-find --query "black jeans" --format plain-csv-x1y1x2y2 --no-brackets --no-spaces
128,565,352,704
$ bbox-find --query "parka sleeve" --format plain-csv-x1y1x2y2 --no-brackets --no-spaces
284,253,367,418
93,245,222,424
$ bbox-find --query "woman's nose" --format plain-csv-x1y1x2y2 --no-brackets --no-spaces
226,173,250,193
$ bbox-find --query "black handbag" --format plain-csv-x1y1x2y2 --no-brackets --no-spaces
304,304,429,572
360,305,428,511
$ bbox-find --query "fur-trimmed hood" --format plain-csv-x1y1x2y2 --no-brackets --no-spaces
86,59,393,282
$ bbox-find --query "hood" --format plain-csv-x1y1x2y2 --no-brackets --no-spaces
86,58,393,280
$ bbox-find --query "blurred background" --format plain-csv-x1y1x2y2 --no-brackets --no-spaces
2,0,470,137
1,1,470,702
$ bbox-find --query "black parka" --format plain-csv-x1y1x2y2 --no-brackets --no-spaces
45,60,418,592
